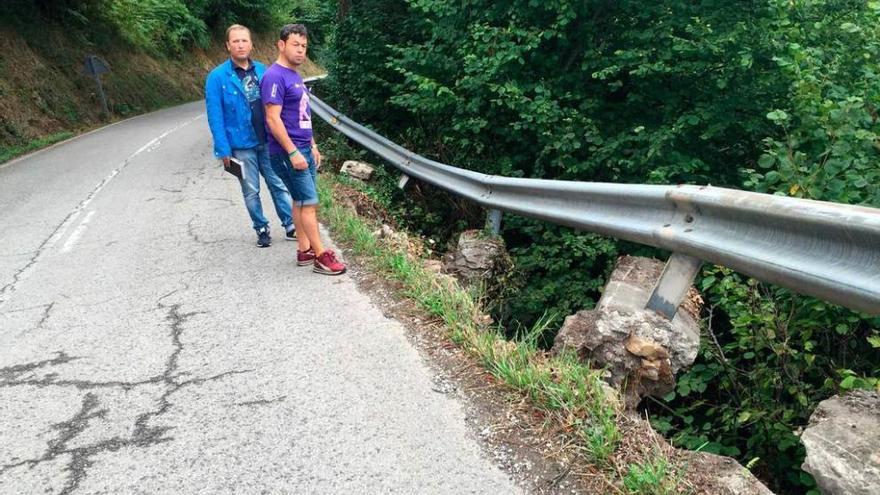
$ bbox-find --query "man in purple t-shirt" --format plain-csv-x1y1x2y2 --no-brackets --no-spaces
262,24,346,276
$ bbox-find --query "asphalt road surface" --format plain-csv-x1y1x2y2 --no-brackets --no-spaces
0,103,519,494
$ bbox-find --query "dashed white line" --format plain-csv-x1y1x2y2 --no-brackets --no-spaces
61,211,96,253
0,113,204,307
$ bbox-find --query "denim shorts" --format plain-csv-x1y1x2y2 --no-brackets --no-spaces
270,147,318,206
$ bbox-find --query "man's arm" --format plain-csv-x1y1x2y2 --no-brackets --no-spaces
265,104,308,170
204,72,232,165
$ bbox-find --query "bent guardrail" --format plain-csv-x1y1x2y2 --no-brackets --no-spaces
308,92,880,316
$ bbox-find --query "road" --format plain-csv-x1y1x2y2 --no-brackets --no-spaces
0,103,519,494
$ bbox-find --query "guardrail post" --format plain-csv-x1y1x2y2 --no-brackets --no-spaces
397,174,410,190
485,209,502,235
646,253,703,320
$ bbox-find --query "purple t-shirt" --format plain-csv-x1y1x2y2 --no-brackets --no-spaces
260,63,313,155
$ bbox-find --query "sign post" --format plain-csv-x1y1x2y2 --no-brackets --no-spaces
83,55,110,118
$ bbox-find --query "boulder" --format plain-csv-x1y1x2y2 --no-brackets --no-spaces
373,224,423,258
688,452,775,495
552,256,702,407
372,223,395,239
801,390,880,495
441,230,508,286
340,160,376,181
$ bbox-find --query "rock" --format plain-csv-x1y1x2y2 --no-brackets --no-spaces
690,452,775,495
340,160,375,181
625,335,669,360
423,260,443,274
553,308,684,407
474,312,494,328
801,390,880,495
599,383,623,410
441,230,507,286
551,256,702,408
374,224,394,238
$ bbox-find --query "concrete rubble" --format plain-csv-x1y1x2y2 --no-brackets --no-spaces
553,255,701,407
801,390,880,495
340,160,376,181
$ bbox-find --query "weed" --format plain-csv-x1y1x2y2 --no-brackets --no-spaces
622,457,673,495
0,132,74,164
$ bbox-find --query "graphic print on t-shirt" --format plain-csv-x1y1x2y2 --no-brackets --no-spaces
261,63,314,154
297,83,312,130
241,72,261,103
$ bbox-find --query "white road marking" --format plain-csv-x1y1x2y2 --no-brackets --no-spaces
0,113,204,307
61,210,96,253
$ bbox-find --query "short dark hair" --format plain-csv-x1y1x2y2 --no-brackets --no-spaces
280,24,308,41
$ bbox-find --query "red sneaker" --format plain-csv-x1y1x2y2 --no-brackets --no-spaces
297,248,315,266
313,250,346,275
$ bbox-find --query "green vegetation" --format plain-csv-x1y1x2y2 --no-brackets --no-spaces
323,1,880,492
0,0,297,55
0,0,325,158
622,456,675,495
0,132,73,164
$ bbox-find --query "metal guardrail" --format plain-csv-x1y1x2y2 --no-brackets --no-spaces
308,91,880,316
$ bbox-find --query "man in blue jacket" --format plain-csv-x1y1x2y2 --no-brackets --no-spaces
205,24,294,247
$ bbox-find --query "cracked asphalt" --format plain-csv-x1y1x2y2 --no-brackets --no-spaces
0,103,519,494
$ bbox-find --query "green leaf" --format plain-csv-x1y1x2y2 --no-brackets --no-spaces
766,110,789,123
764,171,781,183
799,470,817,487
757,154,776,169
841,22,861,34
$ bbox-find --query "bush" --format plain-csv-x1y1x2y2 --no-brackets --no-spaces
651,266,879,493
186,0,291,35
106,0,209,56
328,1,880,492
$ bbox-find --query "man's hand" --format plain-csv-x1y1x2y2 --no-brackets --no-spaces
221,156,231,168
291,153,309,170
312,145,322,169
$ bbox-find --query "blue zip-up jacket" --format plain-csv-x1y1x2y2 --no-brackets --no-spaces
205,59,267,158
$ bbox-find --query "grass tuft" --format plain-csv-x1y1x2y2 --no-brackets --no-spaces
0,132,75,164
623,456,675,495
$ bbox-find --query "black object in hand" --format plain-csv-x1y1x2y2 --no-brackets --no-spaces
225,157,244,180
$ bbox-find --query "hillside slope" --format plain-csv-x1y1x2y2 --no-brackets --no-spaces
0,27,321,158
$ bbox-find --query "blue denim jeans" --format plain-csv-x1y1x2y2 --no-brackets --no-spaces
270,147,319,207
232,144,293,231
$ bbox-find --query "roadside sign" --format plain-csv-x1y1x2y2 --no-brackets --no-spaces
83,55,110,76
83,55,111,117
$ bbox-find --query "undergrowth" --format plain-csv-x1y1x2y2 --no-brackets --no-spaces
0,132,74,164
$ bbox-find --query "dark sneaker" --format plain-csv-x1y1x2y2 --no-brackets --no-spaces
256,227,271,248
285,228,296,241
314,250,346,275
297,248,315,266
